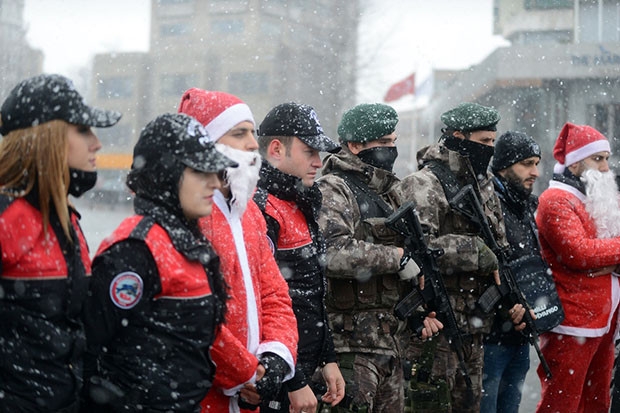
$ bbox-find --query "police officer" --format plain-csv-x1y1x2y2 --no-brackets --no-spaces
395,103,527,412
254,102,346,413
0,74,121,412
81,113,236,412
317,103,441,412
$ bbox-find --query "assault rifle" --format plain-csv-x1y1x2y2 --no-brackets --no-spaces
386,202,473,399
449,184,552,379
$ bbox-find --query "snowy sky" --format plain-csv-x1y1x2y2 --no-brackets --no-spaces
22,0,508,103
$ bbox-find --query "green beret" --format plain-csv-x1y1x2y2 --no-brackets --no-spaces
440,102,500,132
338,103,398,143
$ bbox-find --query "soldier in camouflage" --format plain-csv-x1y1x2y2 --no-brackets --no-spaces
317,103,442,413
394,103,528,412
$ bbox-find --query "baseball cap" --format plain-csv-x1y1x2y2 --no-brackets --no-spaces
133,113,238,174
258,102,340,153
0,74,122,135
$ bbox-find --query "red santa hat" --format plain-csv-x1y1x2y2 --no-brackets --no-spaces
553,122,610,173
178,88,255,142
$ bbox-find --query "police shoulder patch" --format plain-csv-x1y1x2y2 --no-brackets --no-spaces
109,271,144,309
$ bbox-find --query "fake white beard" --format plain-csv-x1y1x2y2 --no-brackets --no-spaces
583,169,620,238
215,143,261,216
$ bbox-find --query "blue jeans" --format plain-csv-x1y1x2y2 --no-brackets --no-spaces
481,343,530,413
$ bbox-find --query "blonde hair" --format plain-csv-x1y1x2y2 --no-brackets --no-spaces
0,120,72,239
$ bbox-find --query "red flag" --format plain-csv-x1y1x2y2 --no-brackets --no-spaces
383,73,415,102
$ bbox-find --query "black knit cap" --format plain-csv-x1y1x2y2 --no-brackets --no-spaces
0,74,121,135
491,131,541,173
258,102,339,153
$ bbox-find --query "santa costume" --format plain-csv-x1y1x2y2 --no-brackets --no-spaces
179,90,298,413
535,123,620,413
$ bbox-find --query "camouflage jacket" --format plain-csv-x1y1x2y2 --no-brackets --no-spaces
317,149,407,355
394,143,507,335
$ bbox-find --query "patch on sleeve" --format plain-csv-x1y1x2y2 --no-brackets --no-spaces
109,272,144,309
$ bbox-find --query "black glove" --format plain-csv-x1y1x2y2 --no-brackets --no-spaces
476,236,498,274
256,352,290,401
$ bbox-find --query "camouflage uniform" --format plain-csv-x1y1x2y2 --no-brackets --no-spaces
317,148,408,412
394,143,507,412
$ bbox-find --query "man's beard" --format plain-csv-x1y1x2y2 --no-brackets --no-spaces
502,168,533,199
215,143,261,216
583,169,620,238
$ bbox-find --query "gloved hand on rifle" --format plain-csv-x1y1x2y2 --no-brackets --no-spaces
398,238,421,281
398,254,421,281
476,236,498,275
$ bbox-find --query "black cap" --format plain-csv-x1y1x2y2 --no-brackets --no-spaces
258,102,340,153
440,102,500,133
133,113,238,173
491,131,541,173
0,74,122,135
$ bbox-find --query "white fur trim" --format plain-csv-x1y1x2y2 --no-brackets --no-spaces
205,103,255,142
256,341,297,382
213,191,260,355
564,139,610,167
553,162,565,174
548,180,586,202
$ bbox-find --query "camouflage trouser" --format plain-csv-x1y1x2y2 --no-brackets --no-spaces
325,352,403,413
405,334,484,413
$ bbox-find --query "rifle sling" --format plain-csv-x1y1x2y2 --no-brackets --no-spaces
331,170,394,219
423,160,463,201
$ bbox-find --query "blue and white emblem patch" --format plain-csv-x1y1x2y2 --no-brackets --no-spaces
109,272,144,309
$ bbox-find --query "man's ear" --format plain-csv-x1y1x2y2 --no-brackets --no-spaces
453,131,466,140
347,141,363,155
567,161,583,176
267,139,285,161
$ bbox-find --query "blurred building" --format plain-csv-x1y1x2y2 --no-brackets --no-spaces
406,0,620,188
0,0,43,99
91,0,359,162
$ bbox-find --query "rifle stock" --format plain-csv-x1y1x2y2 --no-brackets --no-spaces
449,184,552,379
386,202,474,397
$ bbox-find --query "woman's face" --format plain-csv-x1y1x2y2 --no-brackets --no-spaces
66,124,102,171
178,167,222,220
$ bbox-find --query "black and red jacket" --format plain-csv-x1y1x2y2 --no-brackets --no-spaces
82,211,223,413
0,195,90,412
254,160,337,392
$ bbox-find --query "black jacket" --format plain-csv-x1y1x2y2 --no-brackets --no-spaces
485,175,545,345
254,160,337,391
0,194,89,413
81,197,226,412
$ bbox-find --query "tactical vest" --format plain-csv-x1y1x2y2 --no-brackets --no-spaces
259,193,329,364
327,171,403,312
95,215,218,411
0,196,90,411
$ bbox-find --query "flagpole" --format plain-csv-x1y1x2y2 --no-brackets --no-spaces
410,94,418,173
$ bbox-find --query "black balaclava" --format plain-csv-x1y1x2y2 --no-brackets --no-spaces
443,134,494,179
357,146,398,173
68,168,97,198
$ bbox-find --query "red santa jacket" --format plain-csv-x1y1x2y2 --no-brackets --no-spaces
199,192,297,413
536,181,620,337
